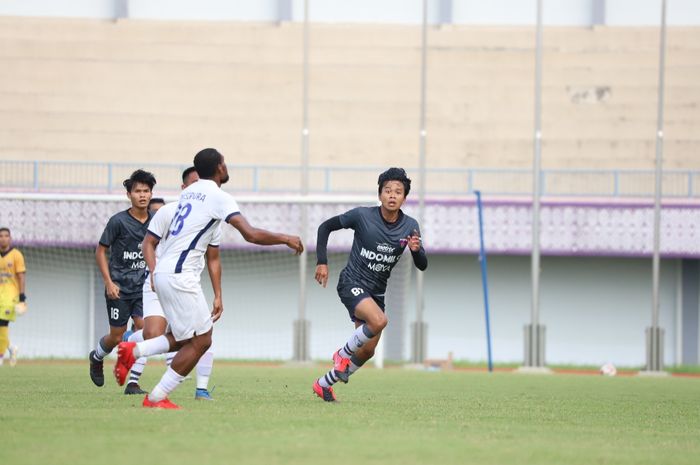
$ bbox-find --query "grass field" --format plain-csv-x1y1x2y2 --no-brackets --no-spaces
1,363,699,465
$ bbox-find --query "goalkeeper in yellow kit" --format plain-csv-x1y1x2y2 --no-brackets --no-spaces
0,227,26,367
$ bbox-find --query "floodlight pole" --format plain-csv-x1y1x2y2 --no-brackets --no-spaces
411,0,429,364
294,0,311,362
646,0,668,373
524,0,547,369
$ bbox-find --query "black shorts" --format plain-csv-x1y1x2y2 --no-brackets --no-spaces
336,280,385,323
105,295,143,327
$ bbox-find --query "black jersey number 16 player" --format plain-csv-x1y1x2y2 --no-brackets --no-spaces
88,169,156,390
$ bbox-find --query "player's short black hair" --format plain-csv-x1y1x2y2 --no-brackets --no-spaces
123,169,156,192
148,198,165,208
378,167,411,196
182,166,198,183
194,148,223,179
0,227,10,235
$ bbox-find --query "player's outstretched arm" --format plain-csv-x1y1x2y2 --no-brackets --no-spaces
206,245,223,322
314,215,343,287
228,214,304,255
95,243,120,299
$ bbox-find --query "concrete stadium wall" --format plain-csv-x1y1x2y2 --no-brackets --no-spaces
9,247,695,368
0,17,698,174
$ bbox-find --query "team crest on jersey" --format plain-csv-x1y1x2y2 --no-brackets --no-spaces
376,243,395,253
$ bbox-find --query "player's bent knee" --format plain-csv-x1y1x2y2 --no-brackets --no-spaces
369,315,388,332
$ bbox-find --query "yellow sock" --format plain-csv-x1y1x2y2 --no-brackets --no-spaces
0,326,9,356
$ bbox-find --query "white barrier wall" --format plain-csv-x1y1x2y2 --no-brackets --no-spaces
418,254,681,366
9,247,688,367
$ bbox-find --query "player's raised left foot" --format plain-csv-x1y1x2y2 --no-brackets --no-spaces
114,341,136,386
8,345,18,367
195,388,213,400
143,395,180,410
124,382,147,395
312,380,336,402
89,350,104,387
332,350,351,383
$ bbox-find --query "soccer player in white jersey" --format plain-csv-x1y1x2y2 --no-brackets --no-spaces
123,167,218,400
114,148,304,409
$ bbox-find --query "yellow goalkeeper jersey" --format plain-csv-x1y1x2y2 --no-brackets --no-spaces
0,247,25,321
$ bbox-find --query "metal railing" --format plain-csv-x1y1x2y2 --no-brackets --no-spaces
0,160,698,198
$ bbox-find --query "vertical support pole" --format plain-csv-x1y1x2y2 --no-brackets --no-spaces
293,0,311,362
88,264,95,353
524,0,547,369
646,0,667,374
107,163,113,194
411,0,429,364
33,161,39,191
475,191,493,372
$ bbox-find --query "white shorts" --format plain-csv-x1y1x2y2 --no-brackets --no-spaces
154,272,213,342
142,286,165,319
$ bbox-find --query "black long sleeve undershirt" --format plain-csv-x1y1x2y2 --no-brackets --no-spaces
316,215,343,265
411,247,428,271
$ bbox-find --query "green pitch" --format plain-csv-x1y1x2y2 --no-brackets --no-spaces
1,363,698,465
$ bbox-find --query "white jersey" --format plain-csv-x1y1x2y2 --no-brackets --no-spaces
143,201,222,292
152,179,236,275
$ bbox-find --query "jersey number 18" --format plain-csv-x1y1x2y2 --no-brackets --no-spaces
170,203,192,236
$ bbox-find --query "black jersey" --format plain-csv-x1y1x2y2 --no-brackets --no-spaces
338,206,422,295
98,209,152,297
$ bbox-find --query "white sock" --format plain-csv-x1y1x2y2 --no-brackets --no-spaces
127,330,147,384
196,351,214,390
318,369,341,388
148,367,185,402
339,324,375,359
135,335,170,358
93,337,111,360
165,352,176,367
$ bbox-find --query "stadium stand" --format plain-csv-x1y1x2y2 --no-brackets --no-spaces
0,17,697,173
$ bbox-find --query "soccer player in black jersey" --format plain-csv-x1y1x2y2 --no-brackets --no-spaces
312,167,428,401
88,169,156,391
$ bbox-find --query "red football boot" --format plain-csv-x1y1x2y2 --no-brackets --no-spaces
142,395,180,410
332,350,351,383
312,380,336,402
113,341,136,386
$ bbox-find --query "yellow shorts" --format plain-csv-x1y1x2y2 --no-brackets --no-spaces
0,297,17,322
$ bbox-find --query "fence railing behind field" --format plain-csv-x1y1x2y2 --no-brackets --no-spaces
0,160,698,198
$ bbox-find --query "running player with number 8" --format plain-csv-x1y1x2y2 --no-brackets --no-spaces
312,168,428,402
